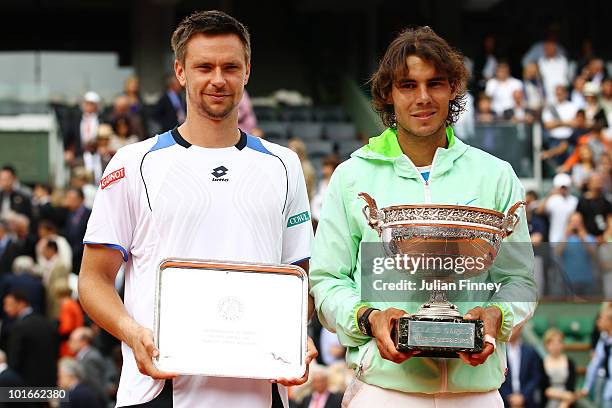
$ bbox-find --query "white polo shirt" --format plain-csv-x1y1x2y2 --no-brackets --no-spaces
84,129,313,407
485,77,523,116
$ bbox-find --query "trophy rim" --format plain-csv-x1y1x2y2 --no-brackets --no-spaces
381,203,505,219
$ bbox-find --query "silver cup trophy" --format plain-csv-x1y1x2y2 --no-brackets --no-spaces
359,192,524,358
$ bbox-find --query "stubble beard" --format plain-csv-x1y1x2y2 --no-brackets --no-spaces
397,117,447,141
188,87,236,121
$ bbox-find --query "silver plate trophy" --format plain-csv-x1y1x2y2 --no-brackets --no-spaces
359,192,524,358
154,259,308,379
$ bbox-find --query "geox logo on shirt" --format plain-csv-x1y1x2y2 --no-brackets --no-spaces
211,166,229,182
287,211,310,227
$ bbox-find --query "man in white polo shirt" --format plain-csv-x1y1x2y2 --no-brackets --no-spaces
485,61,523,117
542,85,579,165
78,10,316,408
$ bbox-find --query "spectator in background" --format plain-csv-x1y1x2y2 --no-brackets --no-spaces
522,62,545,115
0,165,32,220
68,327,107,406
473,33,499,90
5,256,45,315
600,78,612,118
536,173,578,243
65,91,102,164
4,290,58,386
319,328,345,366
600,152,612,201
580,305,612,406
123,75,143,114
542,328,576,408
571,76,587,109
39,240,70,319
571,144,596,191
78,125,114,185
153,74,186,132
70,167,97,209
31,183,64,232
62,188,91,274
522,28,568,68
542,110,588,168
288,138,316,201
585,58,608,87
0,349,23,387
109,115,139,152
599,219,612,308
526,190,548,242
0,220,23,275
7,213,36,259
557,212,597,296
559,120,608,175
310,155,339,225
107,94,145,141
55,282,83,358
58,357,103,408
238,89,259,135
538,40,570,104
542,85,579,165
474,93,498,124
298,366,342,408
36,220,72,274
504,89,535,124
583,82,608,129
500,326,545,408
485,61,523,117
577,172,612,240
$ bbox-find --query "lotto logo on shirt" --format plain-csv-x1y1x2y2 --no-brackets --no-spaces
100,168,125,189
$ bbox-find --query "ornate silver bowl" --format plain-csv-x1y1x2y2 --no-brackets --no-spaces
359,192,524,279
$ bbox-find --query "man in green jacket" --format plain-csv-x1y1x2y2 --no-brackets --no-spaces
309,26,537,407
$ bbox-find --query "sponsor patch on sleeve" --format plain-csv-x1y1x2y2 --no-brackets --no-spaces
100,168,125,189
287,211,310,227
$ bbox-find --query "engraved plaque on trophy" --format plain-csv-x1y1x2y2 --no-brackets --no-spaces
360,192,524,358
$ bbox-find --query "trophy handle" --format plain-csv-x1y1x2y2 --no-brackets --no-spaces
358,192,383,236
502,201,526,237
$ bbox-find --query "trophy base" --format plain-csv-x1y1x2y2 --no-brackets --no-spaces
395,316,484,358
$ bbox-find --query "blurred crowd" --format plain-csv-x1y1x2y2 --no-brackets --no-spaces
500,303,612,408
0,31,610,407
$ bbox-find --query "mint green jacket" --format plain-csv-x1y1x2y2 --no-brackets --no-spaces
309,127,537,393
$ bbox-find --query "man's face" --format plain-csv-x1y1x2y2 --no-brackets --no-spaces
0,170,14,192
175,33,250,122
68,332,82,353
389,55,454,140
496,64,510,80
311,372,328,394
543,41,557,58
63,190,82,212
3,296,22,318
555,86,568,103
82,101,98,114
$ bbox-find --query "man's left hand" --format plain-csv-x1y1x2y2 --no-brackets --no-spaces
457,306,501,366
272,336,318,386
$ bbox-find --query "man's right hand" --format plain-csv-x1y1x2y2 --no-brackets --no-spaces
368,308,419,364
126,325,177,380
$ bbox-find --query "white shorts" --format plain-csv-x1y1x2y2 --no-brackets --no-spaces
342,378,503,408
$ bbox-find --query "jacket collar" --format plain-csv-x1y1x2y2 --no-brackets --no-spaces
352,126,468,180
